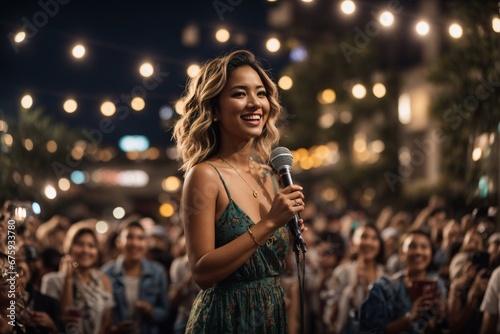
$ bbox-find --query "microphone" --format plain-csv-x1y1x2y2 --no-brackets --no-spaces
269,147,307,253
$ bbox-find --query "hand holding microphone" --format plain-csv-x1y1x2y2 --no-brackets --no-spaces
270,147,307,253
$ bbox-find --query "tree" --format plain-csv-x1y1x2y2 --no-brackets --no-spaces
0,108,80,206
428,0,500,207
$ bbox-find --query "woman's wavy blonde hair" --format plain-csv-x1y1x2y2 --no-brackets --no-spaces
173,49,284,173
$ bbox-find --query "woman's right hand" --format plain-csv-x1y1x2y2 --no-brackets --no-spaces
266,185,304,229
59,255,76,277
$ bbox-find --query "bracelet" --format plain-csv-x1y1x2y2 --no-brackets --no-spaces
247,228,263,246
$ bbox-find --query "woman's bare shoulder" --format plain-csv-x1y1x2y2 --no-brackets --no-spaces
184,161,222,194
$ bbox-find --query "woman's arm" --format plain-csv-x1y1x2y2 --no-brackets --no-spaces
59,256,75,316
182,164,304,290
480,312,499,334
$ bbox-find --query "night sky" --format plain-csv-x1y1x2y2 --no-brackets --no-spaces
0,0,289,149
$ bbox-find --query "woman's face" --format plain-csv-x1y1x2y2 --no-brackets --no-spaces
401,234,433,273
70,233,99,269
118,226,146,262
353,226,381,261
217,65,270,142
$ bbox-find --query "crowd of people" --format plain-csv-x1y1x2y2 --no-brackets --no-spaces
2,50,500,334
1,195,500,333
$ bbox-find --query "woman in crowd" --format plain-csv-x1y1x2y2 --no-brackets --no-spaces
359,230,448,334
323,223,386,334
173,49,305,333
102,220,169,334
41,223,114,334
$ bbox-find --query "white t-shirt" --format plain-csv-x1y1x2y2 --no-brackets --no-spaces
124,275,140,318
480,266,500,332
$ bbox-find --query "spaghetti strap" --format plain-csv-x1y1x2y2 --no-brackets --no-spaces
205,162,232,200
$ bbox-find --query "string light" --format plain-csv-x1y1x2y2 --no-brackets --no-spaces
187,64,201,78
379,11,395,27
415,21,430,36
449,23,463,38
72,44,86,59
352,84,366,99
14,32,26,43
63,99,78,113
139,62,154,77
21,94,33,109
131,97,145,111
340,1,356,15
100,101,116,116
215,28,230,43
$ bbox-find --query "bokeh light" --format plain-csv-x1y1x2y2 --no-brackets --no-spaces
340,1,356,15
352,84,367,99
63,99,78,113
492,18,500,33
100,101,116,116
449,23,463,39
21,94,33,109
372,83,386,98
379,11,395,27
415,21,430,36
72,44,86,59
187,64,201,78
139,62,154,77
14,31,26,43
58,178,71,191
95,221,109,234
44,185,57,200
215,29,230,43
159,203,175,217
46,140,58,153
278,76,293,90
131,97,145,111
266,38,281,52
162,176,182,192
113,207,126,219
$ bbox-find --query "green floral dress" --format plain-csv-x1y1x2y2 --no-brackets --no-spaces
185,164,289,334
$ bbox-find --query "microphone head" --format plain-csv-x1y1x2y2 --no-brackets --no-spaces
269,146,293,171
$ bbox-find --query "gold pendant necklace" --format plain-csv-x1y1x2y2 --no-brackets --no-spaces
218,154,259,198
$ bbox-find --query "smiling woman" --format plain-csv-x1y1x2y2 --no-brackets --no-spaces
40,222,114,334
322,224,386,334
173,50,306,334
359,230,448,334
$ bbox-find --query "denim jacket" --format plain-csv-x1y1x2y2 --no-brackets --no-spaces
102,256,170,334
359,271,447,334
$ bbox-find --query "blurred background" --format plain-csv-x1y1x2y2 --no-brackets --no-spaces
1,0,499,226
